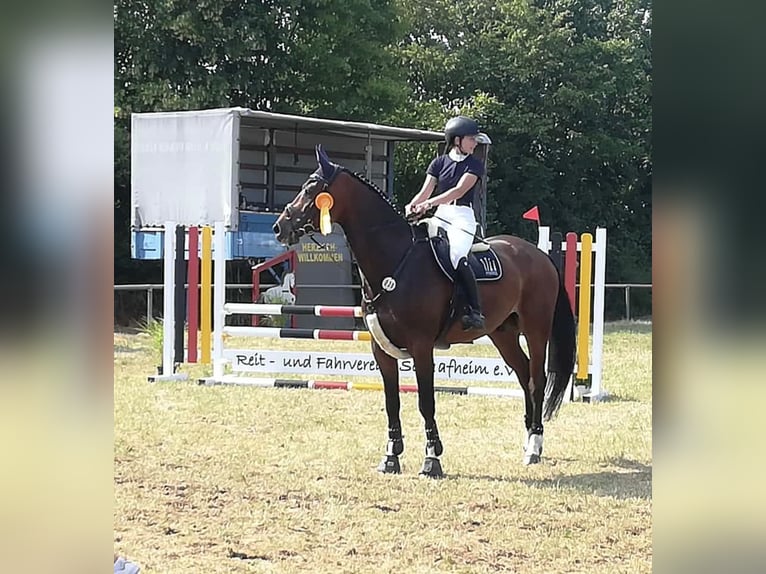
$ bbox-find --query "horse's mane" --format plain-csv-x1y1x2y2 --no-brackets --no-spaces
342,168,405,219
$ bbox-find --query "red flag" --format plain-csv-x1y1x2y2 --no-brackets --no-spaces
522,205,541,225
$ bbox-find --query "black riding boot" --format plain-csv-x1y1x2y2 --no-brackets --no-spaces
456,257,485,330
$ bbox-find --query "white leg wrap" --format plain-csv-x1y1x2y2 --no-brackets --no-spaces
525,433,544,457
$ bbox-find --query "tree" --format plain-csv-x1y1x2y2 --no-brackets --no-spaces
114,0,410,281
114,0,652,318
390,0,651,312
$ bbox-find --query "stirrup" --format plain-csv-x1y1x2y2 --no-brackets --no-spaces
461,310,485,330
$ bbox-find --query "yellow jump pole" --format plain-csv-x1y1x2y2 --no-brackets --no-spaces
576,233,593,381
350,381,385,392
200,226,213,364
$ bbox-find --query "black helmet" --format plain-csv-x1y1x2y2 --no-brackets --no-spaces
444,116,492,145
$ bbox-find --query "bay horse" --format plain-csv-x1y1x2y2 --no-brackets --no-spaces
273,146,575,477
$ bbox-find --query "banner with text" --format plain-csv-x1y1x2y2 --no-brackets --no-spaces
223,349,518,383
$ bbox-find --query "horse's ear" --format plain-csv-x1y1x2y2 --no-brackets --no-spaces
315,144,335,179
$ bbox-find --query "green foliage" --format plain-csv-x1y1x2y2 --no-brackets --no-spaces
115,0,408,117
115,0,652,316
389,0,652,289
138,317,164,362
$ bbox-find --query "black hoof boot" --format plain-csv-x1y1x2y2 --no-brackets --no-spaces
419,457,444,478
420,427,444,477
378,427,404,474
524,453,541,465
377,455,401,474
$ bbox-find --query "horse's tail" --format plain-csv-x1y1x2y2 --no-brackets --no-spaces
543,275,576,421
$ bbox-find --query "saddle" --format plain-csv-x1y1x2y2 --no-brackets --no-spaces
414,219,503,345
416,219,503,283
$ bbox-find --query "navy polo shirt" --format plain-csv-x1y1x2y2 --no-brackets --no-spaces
427,154,485,207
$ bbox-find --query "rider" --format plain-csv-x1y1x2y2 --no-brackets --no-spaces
405,116,492,330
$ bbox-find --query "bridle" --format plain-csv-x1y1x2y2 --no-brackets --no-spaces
281,173,330,238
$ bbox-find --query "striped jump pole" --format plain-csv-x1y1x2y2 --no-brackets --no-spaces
225,303,363,318
221,325,495,345
223,326,372,342
199,376,525,398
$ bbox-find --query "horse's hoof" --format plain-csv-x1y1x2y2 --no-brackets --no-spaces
523,453,541,465
419,457,444,478
377,455,401,474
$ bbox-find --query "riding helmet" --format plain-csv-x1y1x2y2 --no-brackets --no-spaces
444,116,492,145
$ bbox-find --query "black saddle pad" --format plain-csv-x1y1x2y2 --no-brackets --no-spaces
429,234,503,282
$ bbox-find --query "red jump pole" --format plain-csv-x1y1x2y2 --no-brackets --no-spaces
565,232,578,314
187,227,200,363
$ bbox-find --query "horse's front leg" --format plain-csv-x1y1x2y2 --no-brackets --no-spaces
412,346,444,478
371,341,404,474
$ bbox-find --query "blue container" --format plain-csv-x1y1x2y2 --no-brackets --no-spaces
131,212,286,260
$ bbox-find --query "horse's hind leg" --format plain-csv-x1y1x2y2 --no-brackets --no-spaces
522,329,550,465
488,328,536,460
371,341,403,474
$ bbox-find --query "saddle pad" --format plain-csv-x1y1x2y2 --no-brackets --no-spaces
429,235,503,282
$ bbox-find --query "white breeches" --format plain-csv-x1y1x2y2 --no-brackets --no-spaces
434,204,477,268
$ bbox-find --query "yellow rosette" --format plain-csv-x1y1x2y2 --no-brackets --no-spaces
315,192,334,235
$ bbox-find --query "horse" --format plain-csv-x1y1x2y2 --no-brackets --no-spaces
262,272,296,305
273,146,576,477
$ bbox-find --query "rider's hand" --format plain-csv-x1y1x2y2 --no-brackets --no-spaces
415,199,433,214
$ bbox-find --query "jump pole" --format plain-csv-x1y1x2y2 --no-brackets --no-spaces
148,221,188,382
213,221,226,380
186,227,199,363
201,376,525,398
196,221,604,401
536,225,607,402
200,227,213,364
590,227,607,400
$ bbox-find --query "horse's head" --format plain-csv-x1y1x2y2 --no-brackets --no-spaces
273,145,341,246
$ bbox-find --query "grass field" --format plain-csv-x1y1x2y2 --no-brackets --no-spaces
114,322,651,573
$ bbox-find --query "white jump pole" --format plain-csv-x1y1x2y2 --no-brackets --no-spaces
536,225,550,252
161,221,176,376
212,221,226,380
589,227,607,401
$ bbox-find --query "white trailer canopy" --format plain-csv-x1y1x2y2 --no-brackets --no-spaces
130,107,444,231
131,108,239,229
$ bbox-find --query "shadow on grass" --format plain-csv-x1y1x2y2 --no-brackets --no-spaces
593,392,640,404
525,457,651,500
450,458,651,500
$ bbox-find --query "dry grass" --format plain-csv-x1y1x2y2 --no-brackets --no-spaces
115,324,651,573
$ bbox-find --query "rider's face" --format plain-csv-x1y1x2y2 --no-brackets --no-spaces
458,134,478,153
